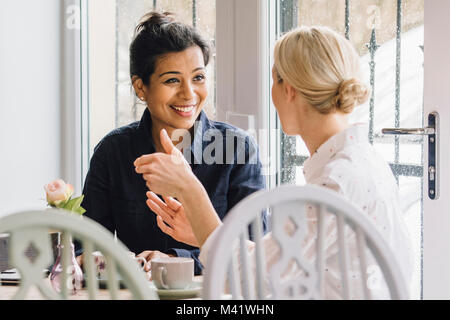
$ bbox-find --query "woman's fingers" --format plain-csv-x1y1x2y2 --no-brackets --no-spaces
134,154,156,168
146,199,175,226
156,215,175,238
135,163,154,174
160,129,175,155
147,191,177,218
147,191,169,211
137,250,170,272
163,195,181,211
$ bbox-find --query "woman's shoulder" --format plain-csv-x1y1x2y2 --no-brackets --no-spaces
104,121,140,139
320,145,398,198
93,121,140,153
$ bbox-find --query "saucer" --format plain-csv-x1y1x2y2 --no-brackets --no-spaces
151,281,202,299
0,268,20,285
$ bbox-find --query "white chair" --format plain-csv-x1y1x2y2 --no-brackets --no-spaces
0,209,158,300
202,184,409,300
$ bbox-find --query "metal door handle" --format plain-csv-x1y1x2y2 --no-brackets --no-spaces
381,127,435,135
381,111,439,200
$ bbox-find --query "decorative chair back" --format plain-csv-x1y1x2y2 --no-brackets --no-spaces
0,209,157,300
202,185,409,300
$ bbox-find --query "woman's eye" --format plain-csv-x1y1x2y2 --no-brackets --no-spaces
164,78,179,84
194,74,205,81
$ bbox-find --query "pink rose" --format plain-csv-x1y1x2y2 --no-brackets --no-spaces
44,179,74,207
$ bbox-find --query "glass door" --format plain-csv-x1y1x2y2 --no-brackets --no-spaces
274,0,424,299
422,0,450,300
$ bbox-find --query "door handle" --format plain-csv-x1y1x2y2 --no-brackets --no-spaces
381,127,435,135
382,111,439,200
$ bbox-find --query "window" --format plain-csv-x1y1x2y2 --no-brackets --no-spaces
274,0,424,299
87,0,216,156
81,0,424,298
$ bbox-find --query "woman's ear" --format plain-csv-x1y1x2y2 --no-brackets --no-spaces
284,82,297,103
132,76,146,101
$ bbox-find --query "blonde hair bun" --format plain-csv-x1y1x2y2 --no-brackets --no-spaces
274,26,370,115
336,78,370,113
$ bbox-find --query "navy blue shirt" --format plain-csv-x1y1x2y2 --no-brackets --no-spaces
76,109,266,275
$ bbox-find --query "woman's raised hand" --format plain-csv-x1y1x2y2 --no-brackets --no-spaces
135,129,220,248
146,191,199,247
134,129,196,199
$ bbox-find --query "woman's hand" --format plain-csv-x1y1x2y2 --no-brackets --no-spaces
134,129,196,199
136,250,174,272
135,128,222,248
146,191,199,247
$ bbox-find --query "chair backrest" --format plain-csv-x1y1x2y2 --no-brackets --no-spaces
0,209,158,300
202,185,409,300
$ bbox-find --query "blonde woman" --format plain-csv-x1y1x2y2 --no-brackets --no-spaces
134,26,413,298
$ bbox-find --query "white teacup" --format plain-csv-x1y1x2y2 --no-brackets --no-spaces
92,251,146,277
151,257,194,290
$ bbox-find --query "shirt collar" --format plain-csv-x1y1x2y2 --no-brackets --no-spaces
185,110,212,164
133,108,211,163
303,123,369,182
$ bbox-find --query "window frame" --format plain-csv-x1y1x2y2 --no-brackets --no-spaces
215,0,275,189
62,0,90,195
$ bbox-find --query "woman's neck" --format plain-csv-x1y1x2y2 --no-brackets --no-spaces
151,121,174,153
150,117,195,154
301,111,350,156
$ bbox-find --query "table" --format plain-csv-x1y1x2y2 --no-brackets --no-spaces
0,276,203,300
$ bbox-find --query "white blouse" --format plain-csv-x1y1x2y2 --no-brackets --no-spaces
199,123,414,299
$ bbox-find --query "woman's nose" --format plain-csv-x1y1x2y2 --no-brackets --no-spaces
179,81,195,100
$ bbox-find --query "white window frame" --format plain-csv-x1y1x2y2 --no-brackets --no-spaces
215,0,276,189
62,0,90,195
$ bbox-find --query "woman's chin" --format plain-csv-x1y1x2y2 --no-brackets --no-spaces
169,115,199,130
280,126,297,137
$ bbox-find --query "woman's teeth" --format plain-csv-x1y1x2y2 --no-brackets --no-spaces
172,106,195,112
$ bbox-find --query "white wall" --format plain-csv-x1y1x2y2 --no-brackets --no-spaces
0,0,62,216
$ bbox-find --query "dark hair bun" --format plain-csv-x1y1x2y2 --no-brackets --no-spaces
130,11,211,86
134,11,175,36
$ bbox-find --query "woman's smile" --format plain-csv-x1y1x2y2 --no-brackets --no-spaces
169,104,197,117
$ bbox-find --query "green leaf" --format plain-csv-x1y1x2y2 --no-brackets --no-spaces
74,207,86,215
62,195,84,212
61,196,72,207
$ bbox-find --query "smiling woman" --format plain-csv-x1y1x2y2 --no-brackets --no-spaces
75,11,267,276
130,12,210,152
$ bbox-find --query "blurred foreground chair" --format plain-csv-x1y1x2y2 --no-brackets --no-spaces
202,185,409,300
0,209,157,300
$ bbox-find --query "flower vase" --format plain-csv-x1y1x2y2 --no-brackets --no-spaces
50,242,84,294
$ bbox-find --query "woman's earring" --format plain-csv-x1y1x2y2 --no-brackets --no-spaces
140,97,145,101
